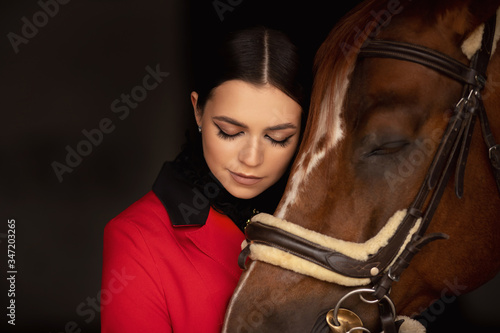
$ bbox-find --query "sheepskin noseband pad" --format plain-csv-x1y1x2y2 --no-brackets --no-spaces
243,210,422,287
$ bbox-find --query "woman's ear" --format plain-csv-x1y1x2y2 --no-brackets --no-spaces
191,91,202,127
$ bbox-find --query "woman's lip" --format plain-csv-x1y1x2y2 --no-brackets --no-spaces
229,171,263,186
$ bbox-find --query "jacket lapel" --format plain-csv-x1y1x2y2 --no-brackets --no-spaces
186,208,245,279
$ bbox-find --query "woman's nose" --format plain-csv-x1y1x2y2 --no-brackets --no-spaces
238,139,264,167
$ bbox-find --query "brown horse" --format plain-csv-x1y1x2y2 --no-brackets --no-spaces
223,0,500,332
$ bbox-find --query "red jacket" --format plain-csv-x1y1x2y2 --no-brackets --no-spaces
101,163,245,333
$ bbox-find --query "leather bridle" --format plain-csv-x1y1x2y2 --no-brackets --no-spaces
239,14,500,333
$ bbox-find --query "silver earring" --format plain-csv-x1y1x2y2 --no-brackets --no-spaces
198,126,202,133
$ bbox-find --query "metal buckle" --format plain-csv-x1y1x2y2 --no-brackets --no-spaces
388,268,400,282
489,145,500,170
490,144,499,159
475,74,487,89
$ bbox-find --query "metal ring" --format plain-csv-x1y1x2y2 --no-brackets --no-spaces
381,296,397,321
331,288,397,327
359,293,379,304
331,288,375,326
347,327,371,333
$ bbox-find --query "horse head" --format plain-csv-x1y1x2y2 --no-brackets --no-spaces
223,0,500,332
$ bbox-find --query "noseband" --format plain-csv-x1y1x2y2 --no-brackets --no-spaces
239,14,500,333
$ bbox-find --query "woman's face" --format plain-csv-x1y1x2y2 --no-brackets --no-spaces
192,80,302,199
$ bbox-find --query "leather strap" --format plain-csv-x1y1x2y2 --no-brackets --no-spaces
379,298,399,333
475,13,500,194
455,97,478,198
359,40,481,85
372,232,448,300
238,242,251,269
479,104,500,195
367,14,499,300
457,13,500,197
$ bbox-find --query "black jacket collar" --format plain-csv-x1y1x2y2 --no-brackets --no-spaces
152,161,211,227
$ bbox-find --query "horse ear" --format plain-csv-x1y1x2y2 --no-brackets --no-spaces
466,0,500,34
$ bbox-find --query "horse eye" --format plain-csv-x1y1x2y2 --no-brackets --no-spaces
367,140,409,157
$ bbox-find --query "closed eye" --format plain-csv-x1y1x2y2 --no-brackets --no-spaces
217,129,242,140
214,122,243,140
266,134,293,148
366,140,409,157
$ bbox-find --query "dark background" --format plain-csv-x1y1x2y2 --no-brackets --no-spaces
1,0,499,332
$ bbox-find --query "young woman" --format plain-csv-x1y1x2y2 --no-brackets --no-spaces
101,26,306,332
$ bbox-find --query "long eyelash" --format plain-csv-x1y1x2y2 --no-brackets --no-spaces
269,136,292,148
213,122,241,141
214,120,292,148
217,130,238,140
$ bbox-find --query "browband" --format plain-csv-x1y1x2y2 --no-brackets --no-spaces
359,40,482,86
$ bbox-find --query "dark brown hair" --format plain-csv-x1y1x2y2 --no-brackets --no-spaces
175,26,306,229
192,26,304,111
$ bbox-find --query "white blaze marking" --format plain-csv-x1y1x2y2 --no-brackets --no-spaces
276,77,350,218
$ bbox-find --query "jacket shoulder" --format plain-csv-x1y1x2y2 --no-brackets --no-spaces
105,191,172,235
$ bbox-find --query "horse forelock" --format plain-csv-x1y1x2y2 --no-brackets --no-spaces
277,0,389,219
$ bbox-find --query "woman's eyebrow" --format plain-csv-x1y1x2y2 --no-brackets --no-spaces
266,123,297,131
213,116,248,128
213,116,297,131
